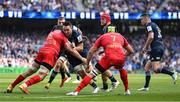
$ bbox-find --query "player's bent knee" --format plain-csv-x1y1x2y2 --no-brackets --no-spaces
38,65,50,79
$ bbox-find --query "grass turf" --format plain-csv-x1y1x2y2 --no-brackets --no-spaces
0,73,179,101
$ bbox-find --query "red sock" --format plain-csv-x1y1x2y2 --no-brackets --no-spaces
119,69,129,91
75,76,92,92
25,75,41,87
11,75,25,88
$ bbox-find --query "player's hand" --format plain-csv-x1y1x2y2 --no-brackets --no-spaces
85,65,93,72
71,43,75,48
140,48,147,55
81,58,87,64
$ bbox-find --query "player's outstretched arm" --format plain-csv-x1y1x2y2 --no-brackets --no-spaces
74,42,84,52
65,41,86,64
87,46,98,65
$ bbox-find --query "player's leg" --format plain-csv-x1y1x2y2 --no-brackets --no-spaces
138,60,151,91
152,61,177,83
74,64,99,93
119,68,129,94
45,59,62,89
101,73,109,91
59,60,69,87
19,63,50,94
66,57,110,96
151,49,177,83
72,74,81,83
64,61,71,83
66,64,103,96
7,61,40,93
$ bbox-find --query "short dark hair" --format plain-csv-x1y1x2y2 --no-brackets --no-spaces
58,16,65,20
63,21,72,28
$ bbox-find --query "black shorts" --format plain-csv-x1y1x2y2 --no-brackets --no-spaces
149,49,164,61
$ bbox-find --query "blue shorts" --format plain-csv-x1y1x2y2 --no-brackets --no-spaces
149,49,164,61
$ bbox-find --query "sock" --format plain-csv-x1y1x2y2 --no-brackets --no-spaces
75,76,92,92
60,68,65,79
144,71,151,88
25,75,41,87
77,74,80,81
11,75,25,88
102,83,108,89
48,70,58,83
157,68,174,76
119,69,129,91
89,82,97,89
65,71,71,77
109,75,117,83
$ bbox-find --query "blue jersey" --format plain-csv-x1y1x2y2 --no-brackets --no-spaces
146,22,164,50
65,30,88,67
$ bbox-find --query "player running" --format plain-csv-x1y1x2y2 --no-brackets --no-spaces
138,14,178,91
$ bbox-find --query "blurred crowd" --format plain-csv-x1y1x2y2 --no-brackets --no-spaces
0,0,179,12
0,0,77,12
0,31,44,68
1,30,179,73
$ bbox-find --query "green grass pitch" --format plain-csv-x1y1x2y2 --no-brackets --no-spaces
0,73,179,102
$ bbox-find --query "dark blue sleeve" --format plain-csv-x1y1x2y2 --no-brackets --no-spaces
72,30,83,44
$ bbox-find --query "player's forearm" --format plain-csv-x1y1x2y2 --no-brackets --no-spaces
74,46,83,52
144,37,153,50
87,52,94,65
67,48,84,61
144,32,154,50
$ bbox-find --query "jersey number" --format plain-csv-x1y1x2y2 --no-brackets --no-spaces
111,35,116,41
157,27,162,38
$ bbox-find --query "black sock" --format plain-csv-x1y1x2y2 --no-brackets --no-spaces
102,83,108,89
109,75,117,83
157,68,174,76
60,68,65,79
65,71,71,77
48,70,58,83
144,71,151,88
90,82,97,89
77,74,80,80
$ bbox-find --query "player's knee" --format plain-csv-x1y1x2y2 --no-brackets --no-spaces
56,60,63,68
38,66,49,80
153,68,161,73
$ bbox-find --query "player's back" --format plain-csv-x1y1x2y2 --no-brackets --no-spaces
98,32,128,60
40,30,67,55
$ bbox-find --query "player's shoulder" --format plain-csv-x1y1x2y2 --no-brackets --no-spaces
53,30,66,38
72,25,78,31
146,22,157,28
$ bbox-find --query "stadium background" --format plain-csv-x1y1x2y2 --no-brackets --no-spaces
0,0,180,74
